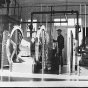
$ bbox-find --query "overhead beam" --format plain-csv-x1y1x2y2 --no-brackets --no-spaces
30,10,79,38
22,21,68,23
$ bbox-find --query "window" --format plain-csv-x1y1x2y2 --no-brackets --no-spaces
54,19,60,26
61,18,67,26
26,19,37,37
27,19,37,31
68,18,75,26
75,18,82,25
54,18,81,27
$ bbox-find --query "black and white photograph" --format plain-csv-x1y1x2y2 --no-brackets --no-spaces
0,0,88,87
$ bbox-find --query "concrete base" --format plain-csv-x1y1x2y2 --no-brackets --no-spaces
12,57,34,73
80,66,88,76
12,62,33,73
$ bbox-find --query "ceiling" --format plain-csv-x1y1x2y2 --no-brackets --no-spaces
17,0,88,6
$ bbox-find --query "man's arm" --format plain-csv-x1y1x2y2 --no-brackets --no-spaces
53,39,57,42
53,36,58,42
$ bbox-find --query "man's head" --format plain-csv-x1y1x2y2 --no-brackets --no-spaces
57,29,62,35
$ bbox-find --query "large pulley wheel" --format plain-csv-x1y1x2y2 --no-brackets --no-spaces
6,25,23,64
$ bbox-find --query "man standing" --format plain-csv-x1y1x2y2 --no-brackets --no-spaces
53,29,64,67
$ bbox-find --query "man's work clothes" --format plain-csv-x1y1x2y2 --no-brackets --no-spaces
57,35,64,50
56,35,64,67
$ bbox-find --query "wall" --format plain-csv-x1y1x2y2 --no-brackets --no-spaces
20,2,88,36
18,2,88,63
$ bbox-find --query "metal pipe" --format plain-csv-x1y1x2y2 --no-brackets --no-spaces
2,21,68,24
1,6,22,8
20,6,22,18
5,4,88,8
41,4,43,75
80,4,82,18
79,4,82,46
30,11,79,38
31,11,78,24
77,4,81,76
74,8,79,73
74,12,79,41
50,6,53,35
66,0,68,11
85,5,86,45
18,4,19,16
31,11,78,15
42,30,44,75
46,14,47,31
7,1,10,15
41,4,43,25
14,0,16,15
46,6,48,31
51,6,53,17
76,11,79,45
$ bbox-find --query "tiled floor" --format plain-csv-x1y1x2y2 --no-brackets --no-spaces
1,70,88,87
0,65,88,82
0,65,69,81
0,64,88,87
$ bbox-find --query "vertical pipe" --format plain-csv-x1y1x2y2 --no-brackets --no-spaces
14,0,16,15
7,2,10,15
18,4,19,17
75,11,79,73
46,14,47,31
30,13,33,57
77,4,82,76
69,37,71,75
42,30,44,75
80,4,82,44
1,17,3,81
85,5,86,45
1,17,3,72
20,6,22,19
50,6,52,36
65,0,68,21
45,7,48,71
76,11,79,74
31,13,33,38
46,6,48,31
41,4,43,25
76,12,79,41
80,4,82,29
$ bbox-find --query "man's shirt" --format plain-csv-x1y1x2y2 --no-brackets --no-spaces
57,35,64,49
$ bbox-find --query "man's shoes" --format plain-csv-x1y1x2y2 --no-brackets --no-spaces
57,72,59,75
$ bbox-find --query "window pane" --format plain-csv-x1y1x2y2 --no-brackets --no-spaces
54,19,60,26
68,18,74,26
28,19,37,22
27,19,37,31
75,18,81,25
33,23,37,31
61,18,67,26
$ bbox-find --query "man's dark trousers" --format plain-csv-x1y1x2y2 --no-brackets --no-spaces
58,48,63,67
